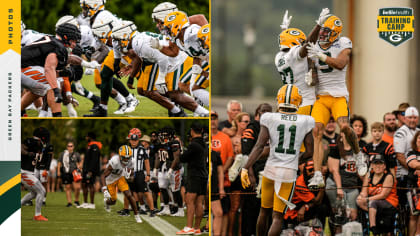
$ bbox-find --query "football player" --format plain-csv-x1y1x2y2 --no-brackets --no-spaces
21,23,81,117
110,20,209,117
34,130,53,206
21,127,51,221
102,145,142,223
161,11,210,107
305,14,360,189
152,127,184,216
21,21,45,47
80,0,139,117
240,84,315,235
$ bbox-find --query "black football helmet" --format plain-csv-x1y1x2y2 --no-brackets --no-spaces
56,23,81,45
33,127,50,146
158,127,175,144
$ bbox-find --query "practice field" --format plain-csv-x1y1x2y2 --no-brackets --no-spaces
26,74,195,118
21,191,207,236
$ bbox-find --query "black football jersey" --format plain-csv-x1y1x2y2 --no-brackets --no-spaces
35,144,53,170
362,141,396,169
21,35,68,70
21,138,43,172
156,140,180,170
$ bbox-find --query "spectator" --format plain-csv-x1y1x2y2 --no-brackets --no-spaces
177,122,208,235
382,112,397,144
211,150,226,236
321,117,340,174
393,102,410,128
211,110,234,236
326,131,361,233
57,141,82,207
356,155,398,235
80,132,102,209
363,122,396,176
227,112,250,236
351,114,368,149
284,160,326,226
218,100,243,137
48,157,58,192
406,131,420,236
394,106,420,236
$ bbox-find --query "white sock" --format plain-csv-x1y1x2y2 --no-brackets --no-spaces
140,204,146,211
66,104,77,117
170,106,181,113
194,105,209,116
86,91,93,99
126,93,134,101
38,110,48,117
47,108,52,117
192,89,209,107
114,92,126,105
100,104,108,110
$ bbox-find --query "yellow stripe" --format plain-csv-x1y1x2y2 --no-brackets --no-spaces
0,174,21,196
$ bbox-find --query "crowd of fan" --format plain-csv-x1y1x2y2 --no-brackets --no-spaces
211,100,420,236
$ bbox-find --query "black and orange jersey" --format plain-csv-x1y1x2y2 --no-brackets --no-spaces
363,140,396,170
21,138,43,172
155,140,181,171
21,35,68,70
284,174,315,220
35,144,53,170
368,171,398,208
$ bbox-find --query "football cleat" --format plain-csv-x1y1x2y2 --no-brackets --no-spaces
157,206,171,216
135,214,143,223
278,28,306,50
276,84,302,111
176,227,195,235
119,209,130,216
163,11,190,38
319,15,342,45
87,203,96,209
33,215,48,221
84,106,107,117
308,171,325,189
77,202,89,208
124,96,139,113
113,103,127,115
170,208,185,217
194,229,202,235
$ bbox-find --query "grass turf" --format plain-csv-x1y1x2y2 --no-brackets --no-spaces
26,74,194,117
21,190,207,236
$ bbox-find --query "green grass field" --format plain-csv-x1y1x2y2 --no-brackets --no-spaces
21,191,207,236
26,74,195,117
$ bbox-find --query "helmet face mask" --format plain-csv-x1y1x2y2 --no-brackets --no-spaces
111,21,137,50
319,15,342,45
80,0,104,17
158,128,175,144
118,145,132,166
197,24,210,52
163,11,190,39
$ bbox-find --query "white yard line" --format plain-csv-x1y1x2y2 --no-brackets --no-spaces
116,193,180,236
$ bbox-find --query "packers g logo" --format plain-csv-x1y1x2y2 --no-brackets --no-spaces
201,27,209,34
167,15,176,22
377,7,414,46
289,30,300,36
334,20,342,27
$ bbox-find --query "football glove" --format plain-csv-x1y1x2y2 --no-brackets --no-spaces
84,68,94,75
316,8,331,26
53,88,63,103
81,60,101,70
167,168,173,180
240,168,251,189
280,10,292,31
307,42,327,62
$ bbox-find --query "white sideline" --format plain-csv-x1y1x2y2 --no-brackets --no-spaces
117,193,179,235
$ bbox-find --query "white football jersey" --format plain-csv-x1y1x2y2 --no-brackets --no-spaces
105,155,133,185
275,46,316,107
175,24,208,60
132,32,188,74
313,36,352,98
80,25,99,50
260,112,315,170
21,29,45,47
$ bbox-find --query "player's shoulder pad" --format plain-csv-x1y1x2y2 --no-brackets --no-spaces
338,36,352,49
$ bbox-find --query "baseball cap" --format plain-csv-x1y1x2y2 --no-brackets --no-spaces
405,107,419,117
211,110,218,118
370,154,385,163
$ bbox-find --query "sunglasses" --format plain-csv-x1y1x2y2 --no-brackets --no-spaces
241,120,250,124
67,145,74,147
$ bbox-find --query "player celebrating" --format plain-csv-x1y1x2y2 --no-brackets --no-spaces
102,145,142,223
305,14,360,188
241,84,315,235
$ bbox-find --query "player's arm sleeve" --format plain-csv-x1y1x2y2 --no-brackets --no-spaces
241,125,257,155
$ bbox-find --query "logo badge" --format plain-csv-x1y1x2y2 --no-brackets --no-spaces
377,7,414,46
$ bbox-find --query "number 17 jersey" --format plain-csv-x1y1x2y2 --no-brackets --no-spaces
260,112,315,170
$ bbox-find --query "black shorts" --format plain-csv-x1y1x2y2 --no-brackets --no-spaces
133,171,149,193
221,187,231,214
82,171,98,185
186,177,207,195
211,191,220,202
230,176,243,191
62,173,73,185
149,182,160,194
